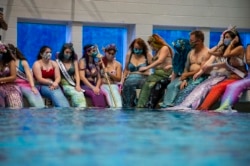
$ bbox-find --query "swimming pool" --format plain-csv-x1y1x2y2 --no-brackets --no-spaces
0,108,250,166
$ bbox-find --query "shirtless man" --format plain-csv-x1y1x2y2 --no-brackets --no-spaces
161,30,210,108
179,30,210,89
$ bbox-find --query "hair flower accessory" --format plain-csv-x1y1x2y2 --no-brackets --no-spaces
0,42,7,53
103,44,118,52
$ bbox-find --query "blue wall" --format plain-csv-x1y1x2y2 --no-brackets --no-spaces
153,29,191,48
82,26,127,65
17,22,67,66
210,31,250,48
17,23,250,67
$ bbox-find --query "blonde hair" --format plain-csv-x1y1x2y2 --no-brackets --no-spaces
148,34,173,55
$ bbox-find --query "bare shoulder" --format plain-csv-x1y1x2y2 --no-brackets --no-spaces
32,60,41,68
21,60,29,67
146,51,153,58
51,60,59,67
159,46,170,57
115,60,122,67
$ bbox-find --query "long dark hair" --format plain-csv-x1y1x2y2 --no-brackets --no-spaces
58,43,77,61
0,44,15,64
7,43,27,60
82,44,95,70
224,30,242,47
37,45,51,60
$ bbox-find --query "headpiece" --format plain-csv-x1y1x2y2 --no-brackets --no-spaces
225,25,237,35
103,44,117,52
0,42,7,53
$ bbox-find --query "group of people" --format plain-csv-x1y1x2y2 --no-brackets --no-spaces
0,26,249,111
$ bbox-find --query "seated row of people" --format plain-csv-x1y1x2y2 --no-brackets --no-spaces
162,27,249,111
0,42,125,108
122,27,249,111
0,27,249,110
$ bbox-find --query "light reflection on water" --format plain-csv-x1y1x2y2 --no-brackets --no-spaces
0,108,250,166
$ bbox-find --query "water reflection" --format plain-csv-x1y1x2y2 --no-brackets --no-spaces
0,108,250,165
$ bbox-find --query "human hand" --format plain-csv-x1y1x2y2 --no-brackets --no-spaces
31,86,38,94
75,85,82,92
231,36,239,45
193,69,203,80
180,80,187,90
51,81,59,89
139,66,148,72
92,87,100,95
180,73,188,81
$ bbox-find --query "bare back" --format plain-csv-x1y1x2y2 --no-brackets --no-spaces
154,45,172,70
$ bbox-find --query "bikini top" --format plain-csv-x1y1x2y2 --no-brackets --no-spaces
0,66,10,77
18,60,25,73
128,53,148,72
100,66,116,81
41,67,55,79
66,63,75,76
80,58,99,79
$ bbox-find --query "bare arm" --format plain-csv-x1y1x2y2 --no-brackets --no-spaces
0,60,16,83
246,45,250,65
74,60,81,87
122,52,131,78
79,59,95,89
108,62,122,82
52,61,61,88
146,51,153,65
223,37,244,58
32,61,53,85
22,60,35,87
142,46,169,70
208,45,223,57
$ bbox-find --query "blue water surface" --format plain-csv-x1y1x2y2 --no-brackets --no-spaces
0,108,250,166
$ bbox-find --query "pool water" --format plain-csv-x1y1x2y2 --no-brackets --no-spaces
0,108,250,166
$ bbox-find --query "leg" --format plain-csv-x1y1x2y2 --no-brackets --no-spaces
160,78,182,108
82,86,107,107
197,79,237,110
122,74,147,108
62,85,87,107
21,86,45,108
0,87,6,107
146,78,170,108
137,79,155,108
180,76,226,109
174,76,206,106
40,85,70,107
5,85,23,108
101,84,122,108
217,78,250,110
